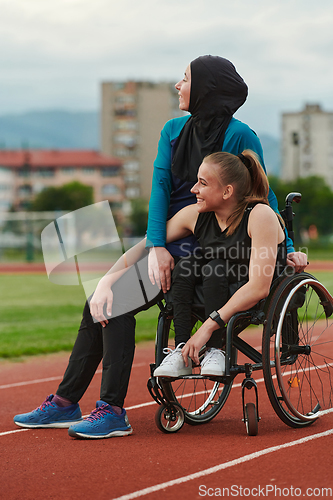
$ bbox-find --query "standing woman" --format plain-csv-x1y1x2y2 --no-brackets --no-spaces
147,55,306,293
13,56,307,440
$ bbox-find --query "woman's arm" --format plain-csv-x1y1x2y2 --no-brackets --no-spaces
146,142,173,247
217,205,283,320
89,238,148,324
149,204,199,290
146,119,178,292
182,205,283,364
166,203,198,243
90,203,198,324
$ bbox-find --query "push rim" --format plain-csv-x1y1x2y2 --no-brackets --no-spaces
274,278,333,421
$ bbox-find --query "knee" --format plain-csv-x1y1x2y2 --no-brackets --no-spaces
202,260,226,280
172,258,198,284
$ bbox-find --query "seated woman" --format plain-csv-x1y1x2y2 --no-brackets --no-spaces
153,149,286,378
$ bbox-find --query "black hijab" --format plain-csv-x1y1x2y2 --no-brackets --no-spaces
171,55,248,181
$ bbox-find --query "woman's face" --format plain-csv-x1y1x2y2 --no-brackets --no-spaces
191,161,225,213
175,65,191,111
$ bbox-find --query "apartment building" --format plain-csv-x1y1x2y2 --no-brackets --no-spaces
0,150,124,210
101,81,184,200
281,104,333,188
0,166,15,212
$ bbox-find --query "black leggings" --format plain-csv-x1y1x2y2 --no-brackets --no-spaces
56,303,136,408
56,272,162,408
171,257,229,349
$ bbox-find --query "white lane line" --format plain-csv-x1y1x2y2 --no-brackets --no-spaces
0,363,147,390
113,428,333,500
0,428,30,437
3,364,333,436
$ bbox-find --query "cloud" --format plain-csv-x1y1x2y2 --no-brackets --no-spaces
0,0,333,135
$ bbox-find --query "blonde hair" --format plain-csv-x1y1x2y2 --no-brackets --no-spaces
204,150,280,235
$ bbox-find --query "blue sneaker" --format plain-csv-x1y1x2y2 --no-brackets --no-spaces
68,401,133,439
13,394,83,429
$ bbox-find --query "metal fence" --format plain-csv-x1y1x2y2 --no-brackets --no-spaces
0,211,68,262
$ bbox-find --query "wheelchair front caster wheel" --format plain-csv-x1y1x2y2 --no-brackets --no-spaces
244,402,258,436
155,403,185,433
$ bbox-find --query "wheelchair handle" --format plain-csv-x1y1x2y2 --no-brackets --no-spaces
285,192,302,207
281,192,302,245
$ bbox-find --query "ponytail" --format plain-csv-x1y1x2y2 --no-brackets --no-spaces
204,149,282,235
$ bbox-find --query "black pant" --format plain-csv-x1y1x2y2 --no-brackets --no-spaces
56,270,163,408
171,257,229,349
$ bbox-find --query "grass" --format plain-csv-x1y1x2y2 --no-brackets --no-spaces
0,273,159,359
1,270,333,360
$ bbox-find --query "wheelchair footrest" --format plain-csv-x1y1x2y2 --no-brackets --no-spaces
147,376,163,406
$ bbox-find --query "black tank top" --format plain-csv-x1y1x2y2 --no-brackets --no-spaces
193,204,287,284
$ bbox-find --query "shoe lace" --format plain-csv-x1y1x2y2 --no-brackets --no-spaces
161,343,185,363
201,349,224,367
86,404,111,422
36,397,54,412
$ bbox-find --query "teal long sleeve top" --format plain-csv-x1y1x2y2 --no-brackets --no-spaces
146,115,294,255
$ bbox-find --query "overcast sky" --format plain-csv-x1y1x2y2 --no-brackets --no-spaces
1,0,332,137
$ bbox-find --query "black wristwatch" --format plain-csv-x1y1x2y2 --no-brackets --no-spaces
209,310,225,328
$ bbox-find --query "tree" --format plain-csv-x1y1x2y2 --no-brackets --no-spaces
269,175,333,240
129,198,148,237
31,181,94,211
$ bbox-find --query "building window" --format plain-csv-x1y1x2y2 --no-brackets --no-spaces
18,168,30,177
114,108,137,117
125,174,140,183
114,120,138,131
124,161,139,172
114,83,125,90
126,187,140,198
109,201,123,210
101,166,121,177
115,94,136,105
114,134,136,147
115,148,135,157
82,167,95,174
101,184,120,195
61,167,75,175
114,148,128,157
35,168,54,177
0,200,11,210
18,184,32,196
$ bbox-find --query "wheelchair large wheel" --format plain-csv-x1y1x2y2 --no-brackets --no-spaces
262,272,333,428
155,309,236,425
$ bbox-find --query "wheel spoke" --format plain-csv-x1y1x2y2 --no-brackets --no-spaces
263,274,333,428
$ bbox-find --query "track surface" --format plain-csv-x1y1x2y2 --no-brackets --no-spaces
1,331,333,500
1,262,333,499
0,260,333,274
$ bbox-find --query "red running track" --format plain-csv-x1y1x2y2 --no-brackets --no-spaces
1,331,333,500
0,260,333,274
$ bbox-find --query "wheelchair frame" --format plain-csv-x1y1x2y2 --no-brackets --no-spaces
147,193,333,435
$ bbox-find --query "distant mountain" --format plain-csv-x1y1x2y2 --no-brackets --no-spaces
0,111,281,176
259,133,281,176
0,110,100,150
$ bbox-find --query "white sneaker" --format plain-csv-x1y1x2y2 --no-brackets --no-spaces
200,348,225,376
153,343,192,377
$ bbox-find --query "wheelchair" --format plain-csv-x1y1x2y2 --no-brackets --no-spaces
147,193,333,435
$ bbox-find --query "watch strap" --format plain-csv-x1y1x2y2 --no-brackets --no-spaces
209,310,225,328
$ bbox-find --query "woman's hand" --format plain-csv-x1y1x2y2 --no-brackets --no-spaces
89,281,114,327
287,251,308,273
148,246,174,293
181,319,217,366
